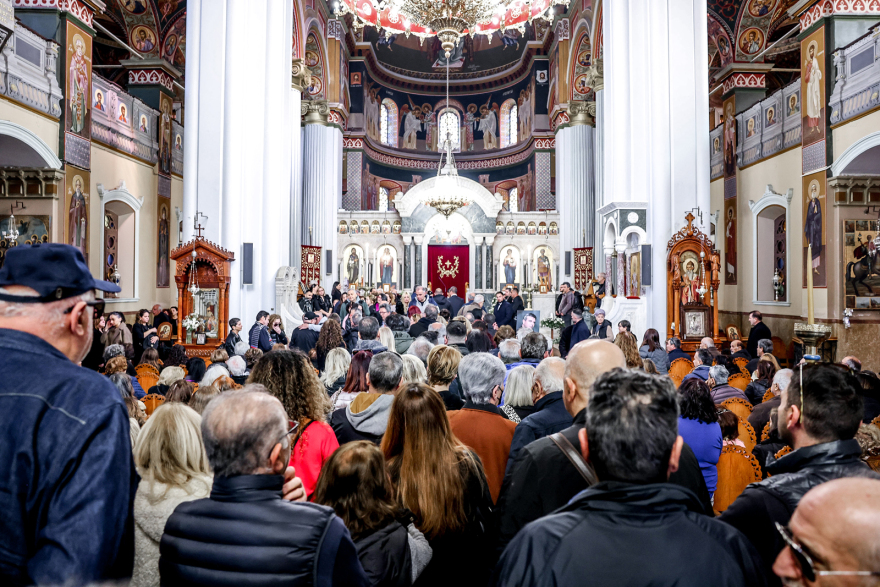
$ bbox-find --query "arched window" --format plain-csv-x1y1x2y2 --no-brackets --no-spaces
380,98,398,147
438,108,460,151
500,99,518,148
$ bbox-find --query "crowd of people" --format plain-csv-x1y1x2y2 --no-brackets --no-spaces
2,243,880,587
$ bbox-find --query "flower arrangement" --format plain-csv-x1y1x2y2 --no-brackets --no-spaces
182,313,201,331
541,316,565,330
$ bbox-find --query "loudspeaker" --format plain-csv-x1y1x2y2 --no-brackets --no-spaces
242,243,254,285
565,251,571,275
641,245,652,286
325,250,333,274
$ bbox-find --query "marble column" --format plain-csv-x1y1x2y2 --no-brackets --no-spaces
290,60,309,270
475,238,483,290
485,238,494,291
556,102,596,285
182,0,293,319
404,237,413,290
301,99,343,283
414,236,424,287
616,242,628,299
603,0,710,327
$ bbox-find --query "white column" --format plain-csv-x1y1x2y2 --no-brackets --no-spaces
603,0,709,328
594,89,605,249
182,0,293,320
556,119,595,285
301,100,342,284
290,60,309,267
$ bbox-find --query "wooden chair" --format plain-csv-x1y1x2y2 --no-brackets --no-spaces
864,455,880,473
775,446,792,459
732,357,750,375
737,419,757,453
138,373,159,392
762,389,775,403
721,398,753,421
713,446,762,514
135,364,159,379
668,358,695,388
761,421,771,442
771,336,788,368
203,359,212,368
727,373,751,392
141,393,165,416
872,415,880,428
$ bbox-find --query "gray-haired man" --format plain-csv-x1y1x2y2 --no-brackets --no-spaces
160,388,368,586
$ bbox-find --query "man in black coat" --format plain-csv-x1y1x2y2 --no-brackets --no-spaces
289,312,321,354
666,337,691,363
497,340,712,551
507,287,524,328
492,291,513,332
494,368,766,587
445,286,465,316
431,288,449,312
746,311,772,359
720,364,879,585
408,304,438,338
160,389,368,586
224,318,243,357
747,339,774,374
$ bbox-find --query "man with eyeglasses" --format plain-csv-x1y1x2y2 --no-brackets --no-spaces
161,387,368,586
773,478,880,585
0,244,136,586
720,363,879,585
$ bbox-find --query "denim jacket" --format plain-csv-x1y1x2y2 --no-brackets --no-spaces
0,329,137,586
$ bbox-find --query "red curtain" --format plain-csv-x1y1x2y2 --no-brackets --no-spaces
427,245,469,298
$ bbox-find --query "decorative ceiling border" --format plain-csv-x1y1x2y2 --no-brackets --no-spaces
13,0,96,27
722,72,766,94
800,0,880,30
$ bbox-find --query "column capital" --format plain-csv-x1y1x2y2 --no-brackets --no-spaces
301,99,330,126
569,100,596,127
292,58,312,92
586,57,604,92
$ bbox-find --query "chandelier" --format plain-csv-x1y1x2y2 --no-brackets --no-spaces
336,0,569,53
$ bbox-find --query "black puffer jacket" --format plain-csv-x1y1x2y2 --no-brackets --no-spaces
354,518,424,587
494,482,766,587
744,379,771,405
720,439,879,584
159,475,369,586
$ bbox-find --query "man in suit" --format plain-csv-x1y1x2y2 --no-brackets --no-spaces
666,337,691,363
446,286,465,316
557,282,575,328
493,291,513,332
507,287,524,329
746,311,772,359
730,339,752,362
569,308,591,349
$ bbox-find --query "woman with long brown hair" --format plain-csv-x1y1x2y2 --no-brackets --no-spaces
638,327,669,374
316,318,345,372
330,350,373,411
745,359,777,405
247,350,337,497
614,332,643,369
313,441,432,586
382,383,494,587
138,348,163,371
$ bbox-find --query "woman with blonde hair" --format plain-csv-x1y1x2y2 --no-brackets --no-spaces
320,347,351,396
382,384,493,586
131,403,211,587
247,350,337,497
614,332,643,369
378,326,396,354
396,291,412,315
401,354,428,385
209,348,228,365
427,345,464,410
500,365,536,423
759,352,781,372
188,384,220,415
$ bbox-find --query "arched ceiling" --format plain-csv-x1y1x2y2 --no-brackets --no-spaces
94,1,187,88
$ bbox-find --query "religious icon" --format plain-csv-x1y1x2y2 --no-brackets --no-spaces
506,222,515,235
350,72,361,86
788,93,800,117
805,179,823,276
503,248,517,285
717,35,730,56
804,40,823,137
175,134,182,150
392,221,401,234
118,104,128,124
132,26,156,52
478,100,498,150
573,74,592,96
305,50,319,67
713,137,720,154
577,50,591,67
159,97,172,175
68,33,89,135
121,0,148,14
496,221,504,235
740,29,763,55
748,0,775,17
536,247,552,291
548,222,558,235
746,117,756,137
527,222,537,236
308,77,323,96
94,90,105,112
380,247,394,284
139,115,149,133
726,205,737,281
157,202,169,287
347,248,360,284
538,222,548,235
401,103,422,150
629,252,641,297
68,175,87,259
339,221,348,234
382,221,391,234
723,99,736,176
766,107,776,127
681,258,699,304
516,222,526,236
370,221,380,234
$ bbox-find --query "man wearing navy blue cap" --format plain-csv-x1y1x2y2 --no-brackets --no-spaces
0,243,137,586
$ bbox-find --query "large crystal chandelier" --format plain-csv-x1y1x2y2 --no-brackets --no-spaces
336,0,569,52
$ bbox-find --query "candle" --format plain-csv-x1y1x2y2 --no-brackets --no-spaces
806,243,814,325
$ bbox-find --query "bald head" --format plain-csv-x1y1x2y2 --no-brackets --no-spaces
774,478,880,583
700,337,715,349
201,386,289,477
563,340,626,416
